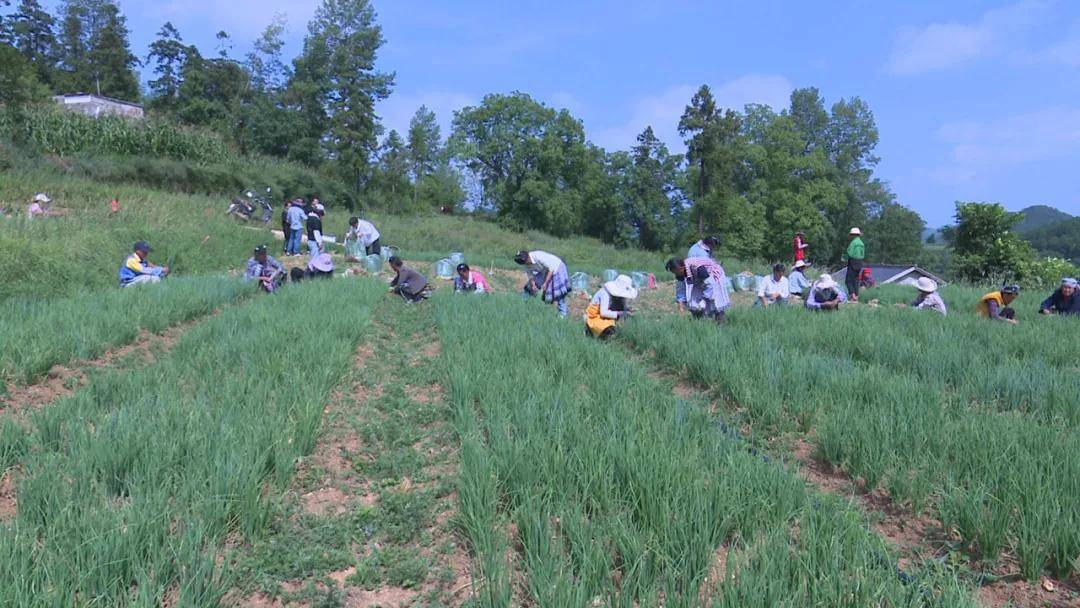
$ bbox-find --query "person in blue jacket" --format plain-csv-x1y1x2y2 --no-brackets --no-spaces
118,241,169,287
1039,278,1080,316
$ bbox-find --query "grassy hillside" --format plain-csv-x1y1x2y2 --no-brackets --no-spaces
1014,204,1073,234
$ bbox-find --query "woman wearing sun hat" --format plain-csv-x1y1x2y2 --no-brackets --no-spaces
909,277,947,315
585,274,638,339
788,260,812,299
805,273,846,311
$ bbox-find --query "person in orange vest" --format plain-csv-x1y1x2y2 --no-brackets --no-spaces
584,274,638,339
976,285,1020,324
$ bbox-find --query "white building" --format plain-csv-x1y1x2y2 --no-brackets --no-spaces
52,94,144,119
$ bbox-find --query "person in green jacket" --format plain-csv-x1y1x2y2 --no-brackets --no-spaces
844,227,866,302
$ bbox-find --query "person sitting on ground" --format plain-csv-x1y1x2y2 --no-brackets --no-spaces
666,257,731,323
677,235,720,309
788,260,811,299
859,267,877,289
244,244,286,293
344,216,381,259
805,273,846,311
515,250,571,317
1038,277,1080,317
977,284,1020,324
756,263,791,308
389,256,429,302
118,240,169,288
585,274,638,339
307,253,335,279
27,193,55,220
454,263,491,294
895,277,946,315
306,206,324,257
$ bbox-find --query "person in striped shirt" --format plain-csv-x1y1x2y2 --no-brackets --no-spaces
666,257,731,323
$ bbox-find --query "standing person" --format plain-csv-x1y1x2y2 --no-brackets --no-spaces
515,250,571,317
285,198,307,256
793,231,809,263
896,277,947,315
306,206,324,257
118,241,169,288
756,263,791,308
345,216,381,257
280,200,292,255
665,257,731,323
844,227,866,302
585,274,638,339
244,245,286,293
454,263,491,294
677,235,720,310
388,256,430,303
1038,278,1080,316
976,285,1020,324
805,274,846,311
788,260,812,299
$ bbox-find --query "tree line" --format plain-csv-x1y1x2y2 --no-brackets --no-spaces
0,0,931,264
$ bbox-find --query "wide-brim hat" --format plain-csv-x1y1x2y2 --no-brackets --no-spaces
309,253,334,273
849,227,862,235
915,277,937,293
605,274,638,299
32,193,51,203
793,260,808,269
816,273,837,290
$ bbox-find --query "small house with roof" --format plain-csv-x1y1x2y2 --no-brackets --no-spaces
832,264,947,288
53,94,144,119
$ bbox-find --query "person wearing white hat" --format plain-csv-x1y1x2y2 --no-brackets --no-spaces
27,193,53,220
805,273,846,311
585,274,638,339
907,277,947,315
844,227,866,302
788,260,812,299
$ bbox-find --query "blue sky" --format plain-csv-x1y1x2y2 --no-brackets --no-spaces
57,0,1080,225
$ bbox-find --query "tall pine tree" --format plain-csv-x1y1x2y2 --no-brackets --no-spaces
55,0,138,99
146,22,188,112
8,0,58,87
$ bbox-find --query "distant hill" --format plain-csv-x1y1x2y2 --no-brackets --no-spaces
1014,205,1073,234
1021,217,1080,262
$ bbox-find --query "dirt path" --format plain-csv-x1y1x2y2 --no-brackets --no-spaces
630,346,1079,608
228,298,471,607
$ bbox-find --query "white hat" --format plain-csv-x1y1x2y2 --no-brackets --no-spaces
793,260,808,269
605,274,638,299
816,273,837,290
32,193,51,203
915,277,937,293
849,227,862,236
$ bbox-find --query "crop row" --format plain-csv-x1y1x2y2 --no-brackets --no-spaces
621,305,1080,581
0,276,253,387
435,295,976,607
0,278,383,606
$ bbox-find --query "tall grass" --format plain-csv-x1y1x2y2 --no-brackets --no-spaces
0,278,384,606
621,285,1080,581
435,294,976,606
0,276,252,386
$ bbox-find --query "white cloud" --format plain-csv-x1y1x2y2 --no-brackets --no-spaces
930,106,1080,183
886,0,1050,75
376,91,478,140
590,75,793,152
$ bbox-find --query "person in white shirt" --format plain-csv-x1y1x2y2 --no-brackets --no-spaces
345,216,382,258
515,250,571,317
584,274,638,339
756,263,791,308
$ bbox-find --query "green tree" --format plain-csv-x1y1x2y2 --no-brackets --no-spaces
865,202,925,263
295,0,395,191
145,22,188,112
951,202,1037,282
407,105,442,208
678,85,718,233
372,129,412,211
625,125,681,250
7,0,58,87
54,0,138,99
0,42,49,108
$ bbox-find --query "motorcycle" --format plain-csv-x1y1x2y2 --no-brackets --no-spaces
227,187,273,223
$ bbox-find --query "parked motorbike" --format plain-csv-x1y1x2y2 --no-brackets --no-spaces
227,187,273,223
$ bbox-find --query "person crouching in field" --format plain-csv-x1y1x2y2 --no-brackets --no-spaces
585,274,638,339
307,253,335,279
454,263,490,294
977,285,1020,324
119,240,169,288
788,260,811,300
244,245,285,293
666,257,731,323
515,250,571,317
1039,278,1080,317
805,274,845,311
756,263,791,308
895,277,946,315
389,256,430,303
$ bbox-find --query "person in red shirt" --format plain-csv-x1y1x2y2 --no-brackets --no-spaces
793,231,809,263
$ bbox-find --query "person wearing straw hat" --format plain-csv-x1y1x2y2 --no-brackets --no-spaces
585,274,638,339
788,260,812,299
756,263,791,308
805,273,846,311
454,263,491,294
896,277,947,315
1038,278,1080,316
844,227,866,302
515,250,572,317
118,241,169,288
244,244,286,293
666,257,731,323
976,284,1020,324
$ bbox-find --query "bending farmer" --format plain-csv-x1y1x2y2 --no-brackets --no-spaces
389,256,430,303
666,257,731,323
805,274,846,311
515,250,571,317
977,285,1020,324
585,274,638,339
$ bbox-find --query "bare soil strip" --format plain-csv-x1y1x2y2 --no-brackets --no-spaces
633,347,1080,608
228,299,471,607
